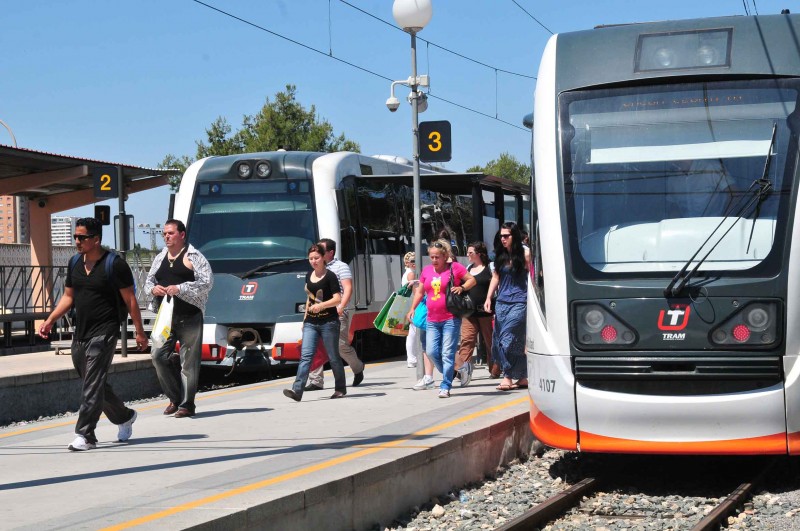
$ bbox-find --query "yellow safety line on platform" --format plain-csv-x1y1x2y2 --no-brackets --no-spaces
0,364,383,440
100,396,528,531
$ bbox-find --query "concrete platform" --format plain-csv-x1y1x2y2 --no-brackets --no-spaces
0,360,535,530
0,348,161,425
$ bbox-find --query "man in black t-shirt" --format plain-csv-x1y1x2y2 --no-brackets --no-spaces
39,217,147,451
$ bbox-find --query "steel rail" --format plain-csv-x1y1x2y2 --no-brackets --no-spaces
495,477,599,531
691,459,778,531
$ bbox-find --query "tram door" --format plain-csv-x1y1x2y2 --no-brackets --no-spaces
337,179,403,311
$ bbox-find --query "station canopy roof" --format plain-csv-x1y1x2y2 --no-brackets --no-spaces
0,144,177,199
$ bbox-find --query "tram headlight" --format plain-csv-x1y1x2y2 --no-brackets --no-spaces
237,162,252,179
256,161,272,178
654,47,675,68
710,301,779,347
696,44,718,66
574,303,636,348
584,309,605,332
635,29,731,72
744,305,770,332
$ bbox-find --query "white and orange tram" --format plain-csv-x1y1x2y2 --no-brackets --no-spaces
527,11,800,453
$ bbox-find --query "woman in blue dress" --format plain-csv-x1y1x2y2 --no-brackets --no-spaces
484,222,530,391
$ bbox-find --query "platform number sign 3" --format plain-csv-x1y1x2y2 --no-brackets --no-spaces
93,165,119,199
418,120,452,163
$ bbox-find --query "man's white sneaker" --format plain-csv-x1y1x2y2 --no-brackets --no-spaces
412,377,435,390
117,410,137,442
438,389,451,398
459,362,473,388
407,361,418,368
68,435,96,451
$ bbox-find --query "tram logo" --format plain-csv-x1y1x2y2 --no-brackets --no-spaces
657,304,690,331
239,282,258,301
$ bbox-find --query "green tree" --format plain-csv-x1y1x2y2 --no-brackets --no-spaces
467,152,531,185
159,85,360,189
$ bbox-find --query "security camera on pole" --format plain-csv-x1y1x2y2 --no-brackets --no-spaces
389,0,432,379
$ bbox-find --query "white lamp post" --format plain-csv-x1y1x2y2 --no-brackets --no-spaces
391,0,432,304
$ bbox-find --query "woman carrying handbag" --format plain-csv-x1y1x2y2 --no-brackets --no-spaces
406,239,475,398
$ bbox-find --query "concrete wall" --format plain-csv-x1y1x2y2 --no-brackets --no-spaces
0,361,162,425
182,412,540,531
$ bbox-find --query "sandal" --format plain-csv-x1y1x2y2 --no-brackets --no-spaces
515,380,529,389
496,379,514,391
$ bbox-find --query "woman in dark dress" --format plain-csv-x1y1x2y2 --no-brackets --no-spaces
284,244,347,401
485,222,530,391
454,242,498,386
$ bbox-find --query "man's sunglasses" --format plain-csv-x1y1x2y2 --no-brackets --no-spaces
73,234,97,242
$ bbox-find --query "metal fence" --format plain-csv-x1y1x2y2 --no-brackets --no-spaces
0,264,154,316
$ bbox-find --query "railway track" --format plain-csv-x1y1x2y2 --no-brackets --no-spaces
495,458,777,531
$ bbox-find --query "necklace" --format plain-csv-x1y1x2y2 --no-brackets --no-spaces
167,247,185,268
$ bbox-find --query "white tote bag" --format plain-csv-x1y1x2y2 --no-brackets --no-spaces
150,295,174,350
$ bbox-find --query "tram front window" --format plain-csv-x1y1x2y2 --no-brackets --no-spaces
561,80,798,277
186,180,316,274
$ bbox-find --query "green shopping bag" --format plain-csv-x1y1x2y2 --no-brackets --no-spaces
373,292,396,332
373,284,413,336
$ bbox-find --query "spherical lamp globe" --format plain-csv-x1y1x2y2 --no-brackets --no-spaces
392,0,432,31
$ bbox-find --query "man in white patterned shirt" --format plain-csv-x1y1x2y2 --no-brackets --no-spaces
305,238,365,390
145,219,213,418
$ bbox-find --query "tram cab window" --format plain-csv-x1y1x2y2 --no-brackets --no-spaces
561,80,798,277
187,180,316,274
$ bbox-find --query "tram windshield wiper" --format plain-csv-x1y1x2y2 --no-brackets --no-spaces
240,258,308,279
665,123,776,297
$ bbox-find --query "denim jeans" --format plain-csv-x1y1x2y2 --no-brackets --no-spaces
292,319,346,398
426,318,461,391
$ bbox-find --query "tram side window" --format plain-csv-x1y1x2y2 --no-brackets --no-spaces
356,182,403,255
420,193,474,256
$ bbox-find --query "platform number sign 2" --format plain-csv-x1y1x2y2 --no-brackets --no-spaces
418,120,452,163
93,166,119,199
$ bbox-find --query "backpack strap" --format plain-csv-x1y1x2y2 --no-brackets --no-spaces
104,251,119,290
67,253,82,275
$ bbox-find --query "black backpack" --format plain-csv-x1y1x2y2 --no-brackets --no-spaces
68,251,132,324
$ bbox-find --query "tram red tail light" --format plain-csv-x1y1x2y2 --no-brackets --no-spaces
574,303,636,348
201,344,226,361
710,301,779,347
600,325,618,343
272,341,302,361
732,324,751,343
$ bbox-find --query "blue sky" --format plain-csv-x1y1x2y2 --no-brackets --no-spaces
2,0,776,245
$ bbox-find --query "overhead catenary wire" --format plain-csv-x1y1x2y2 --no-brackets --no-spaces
189,0,529,132
742,0,750,15
510,0,554,35
338,0,536,80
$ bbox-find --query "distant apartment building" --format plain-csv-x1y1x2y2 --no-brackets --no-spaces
0,195,29,244
51,216,79,246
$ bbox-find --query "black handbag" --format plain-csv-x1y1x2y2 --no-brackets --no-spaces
446,264,475,318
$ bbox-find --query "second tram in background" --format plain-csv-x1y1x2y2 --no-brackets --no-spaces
171,151,528,373
527,11,800,453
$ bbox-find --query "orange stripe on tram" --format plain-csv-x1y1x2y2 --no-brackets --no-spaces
529,400,578,450
579,430,787,455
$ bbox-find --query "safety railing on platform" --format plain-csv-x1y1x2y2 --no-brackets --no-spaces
0,264,154,314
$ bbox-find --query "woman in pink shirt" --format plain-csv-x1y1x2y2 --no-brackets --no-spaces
406,240,475,398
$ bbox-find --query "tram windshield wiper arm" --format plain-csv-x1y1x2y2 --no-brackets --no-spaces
665,123,776,297
241,258,308,279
